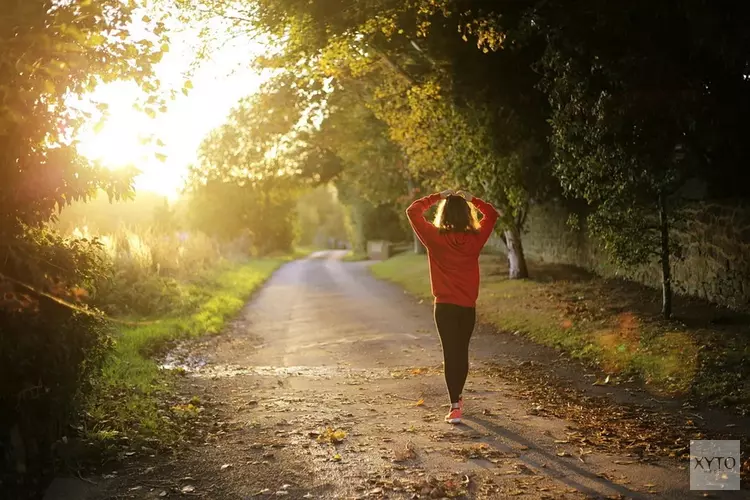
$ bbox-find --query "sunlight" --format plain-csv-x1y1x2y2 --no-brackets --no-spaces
74,17,271,200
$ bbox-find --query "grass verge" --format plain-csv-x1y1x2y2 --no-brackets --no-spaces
371,252,750,415
84,257,287,450
342,251,369,262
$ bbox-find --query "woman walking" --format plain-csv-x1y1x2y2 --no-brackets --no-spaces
406,189,499,424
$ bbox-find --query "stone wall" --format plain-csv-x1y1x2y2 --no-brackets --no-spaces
488,201,750,311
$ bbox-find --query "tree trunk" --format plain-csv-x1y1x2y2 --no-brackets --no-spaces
658,193,672,319
406,175,425,254
503,226,529,279
346,201,367,254
413,230,425,254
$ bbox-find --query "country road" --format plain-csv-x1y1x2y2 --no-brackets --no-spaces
55,250,743,500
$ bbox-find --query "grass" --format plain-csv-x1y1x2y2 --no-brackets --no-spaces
85,257,288,448
342,250,369,262
372,252,750,415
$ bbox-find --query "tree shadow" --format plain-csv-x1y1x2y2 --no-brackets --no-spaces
479,252,750,411
460,414,674,499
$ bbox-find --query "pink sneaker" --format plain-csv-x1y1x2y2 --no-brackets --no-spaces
445,407,462,424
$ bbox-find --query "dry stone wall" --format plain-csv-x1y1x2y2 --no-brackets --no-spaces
488,201,750,310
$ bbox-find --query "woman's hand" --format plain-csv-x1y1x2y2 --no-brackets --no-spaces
439,189,455,199
455,190,474,202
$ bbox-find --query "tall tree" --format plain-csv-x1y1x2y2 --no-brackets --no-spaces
534,0,750,318
222,0,554,278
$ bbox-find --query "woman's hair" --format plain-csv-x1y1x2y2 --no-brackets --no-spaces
433,195,480,233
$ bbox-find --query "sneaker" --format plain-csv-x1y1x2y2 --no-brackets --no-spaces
445,407,462,424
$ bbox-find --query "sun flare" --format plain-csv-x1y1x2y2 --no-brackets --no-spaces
75,29,271,200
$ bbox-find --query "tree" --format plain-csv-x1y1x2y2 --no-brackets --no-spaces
314,85,414,252
1,0,169,300
296,185,348,248
0,1,171,490
535,0,750,318
223,0,556,277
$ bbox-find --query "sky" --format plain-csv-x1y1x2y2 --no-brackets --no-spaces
75,15,270,200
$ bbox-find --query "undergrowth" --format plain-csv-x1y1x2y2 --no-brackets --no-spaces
84,258,286,452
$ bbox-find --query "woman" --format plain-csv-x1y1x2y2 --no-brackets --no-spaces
406,189,499,424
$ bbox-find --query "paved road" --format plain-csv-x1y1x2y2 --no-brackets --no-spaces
69,250,731,500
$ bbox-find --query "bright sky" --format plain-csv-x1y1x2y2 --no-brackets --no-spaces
75,17,270,200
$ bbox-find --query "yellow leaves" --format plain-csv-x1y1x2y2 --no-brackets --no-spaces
89,33,106,46
414,398,425,406
44,80,56,95
592,374,611,386
155,153,167,163
316,427,347,444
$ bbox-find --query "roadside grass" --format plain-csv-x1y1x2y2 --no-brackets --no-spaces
342,251,369,262
371,252,750,415
85,258,288,450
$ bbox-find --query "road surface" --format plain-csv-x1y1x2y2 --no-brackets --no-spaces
63,250,733,500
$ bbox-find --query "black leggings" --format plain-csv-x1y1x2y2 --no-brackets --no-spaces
434,303,476,404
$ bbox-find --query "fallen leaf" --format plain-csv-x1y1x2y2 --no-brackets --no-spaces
414,398,425,407
221,463,232,470
181,485,195,493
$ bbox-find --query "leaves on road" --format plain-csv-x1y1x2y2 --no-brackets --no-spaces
316,427,347,444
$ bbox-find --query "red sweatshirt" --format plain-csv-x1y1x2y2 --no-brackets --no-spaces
406,193,499,308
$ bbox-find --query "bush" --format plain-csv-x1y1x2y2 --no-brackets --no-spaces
0,305,113,496
86,227,223,317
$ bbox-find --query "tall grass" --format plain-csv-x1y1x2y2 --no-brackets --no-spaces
65,225,293,448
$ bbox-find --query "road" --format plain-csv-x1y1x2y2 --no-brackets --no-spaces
68,250,728,499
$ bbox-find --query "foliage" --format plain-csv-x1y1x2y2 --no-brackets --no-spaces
531,0,750,316
0,4,169,485
185,177,298,255
85,259,285,457
88,227,220,317
296,185,348,248
1,288,113,496
201,0,556,277
0,228,114,494
55,191,174,234
0,0,168,240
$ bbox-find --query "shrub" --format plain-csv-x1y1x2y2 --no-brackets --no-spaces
0,305,113,496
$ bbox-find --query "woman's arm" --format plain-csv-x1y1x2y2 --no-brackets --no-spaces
472,197,500,246
405,192,444,248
